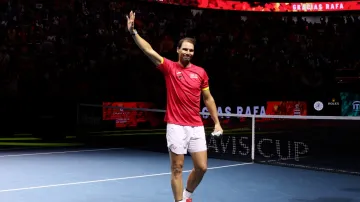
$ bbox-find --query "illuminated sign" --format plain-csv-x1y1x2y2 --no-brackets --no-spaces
201,105,266,119
148,0,360,12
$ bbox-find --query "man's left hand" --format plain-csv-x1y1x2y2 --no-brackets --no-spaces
213,123,223,136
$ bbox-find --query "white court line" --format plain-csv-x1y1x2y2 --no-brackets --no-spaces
0,162,253,193
0,148,124,158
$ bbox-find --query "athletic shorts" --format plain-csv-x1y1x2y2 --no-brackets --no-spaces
166,123,207,155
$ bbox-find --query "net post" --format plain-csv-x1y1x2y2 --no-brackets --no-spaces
251,114,255,161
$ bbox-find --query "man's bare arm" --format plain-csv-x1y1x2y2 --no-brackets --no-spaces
202,88,220,125
126,11,163,66
132,31,163,66
202,88,223,134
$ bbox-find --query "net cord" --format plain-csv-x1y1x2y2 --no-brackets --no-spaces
79,103,360,121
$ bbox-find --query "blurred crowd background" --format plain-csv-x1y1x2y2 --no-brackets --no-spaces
0,0,359,109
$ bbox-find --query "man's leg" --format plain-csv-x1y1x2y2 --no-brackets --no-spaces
184,150,207,198
169,151,185,201
166,123,189,202
183,126,208,199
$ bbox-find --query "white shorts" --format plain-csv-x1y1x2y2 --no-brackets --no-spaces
166,123,207,155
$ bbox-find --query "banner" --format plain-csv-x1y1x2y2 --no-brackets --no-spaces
340,92,360,116
103,101,308,129
102,102,162,128
201,101,307,127
148,0,360,12
265,101,307,116
201,102,266,126
309,94,341,116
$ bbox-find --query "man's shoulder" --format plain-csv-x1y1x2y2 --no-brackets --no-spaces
158,57,176,73
190,63,206,74
162,57,176,65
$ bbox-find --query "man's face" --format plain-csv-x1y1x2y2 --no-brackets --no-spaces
177,41,194,63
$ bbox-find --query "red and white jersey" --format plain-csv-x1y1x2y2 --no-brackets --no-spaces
157,57,209,126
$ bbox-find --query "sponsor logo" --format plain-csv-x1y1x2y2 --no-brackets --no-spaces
353,101,360,112
314,101,324,111
328,98,339,106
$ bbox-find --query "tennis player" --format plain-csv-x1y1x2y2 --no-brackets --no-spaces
127,11,223,202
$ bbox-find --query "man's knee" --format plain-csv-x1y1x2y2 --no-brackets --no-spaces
170,151,185,179
171,162,184,178
191,150,208,174
195,163,207,174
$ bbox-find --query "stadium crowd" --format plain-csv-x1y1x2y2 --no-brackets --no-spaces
0,0,359,107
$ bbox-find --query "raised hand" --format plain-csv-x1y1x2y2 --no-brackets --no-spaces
126,10,135,33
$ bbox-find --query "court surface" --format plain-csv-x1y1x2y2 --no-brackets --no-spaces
0,147,359,202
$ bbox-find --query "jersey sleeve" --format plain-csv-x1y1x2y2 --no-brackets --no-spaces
156,57,172,75
201,70,209,91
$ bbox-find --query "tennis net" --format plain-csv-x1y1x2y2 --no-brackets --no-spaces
76,103,360,175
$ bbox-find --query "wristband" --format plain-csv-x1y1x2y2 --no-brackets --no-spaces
131,30,138,36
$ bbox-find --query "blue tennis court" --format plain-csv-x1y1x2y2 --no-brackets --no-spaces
0,147,359,202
